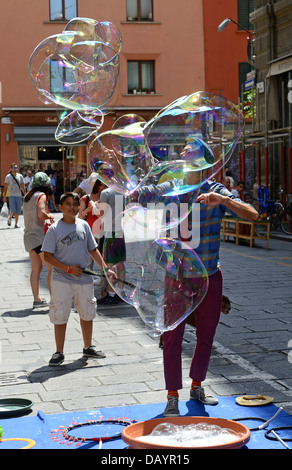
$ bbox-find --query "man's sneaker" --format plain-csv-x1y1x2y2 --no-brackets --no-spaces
96,294,110,304
7,218,11,226
163,396,180,417
190,386,219,405
49,352,64,366
96,294,120,305
107,294,121,305
83,346,106,359
33,299,49,309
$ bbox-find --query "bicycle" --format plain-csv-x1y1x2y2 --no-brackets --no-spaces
256,186,292,236
280,193,292,235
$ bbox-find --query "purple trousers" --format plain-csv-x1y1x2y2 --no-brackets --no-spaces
163,269,223,390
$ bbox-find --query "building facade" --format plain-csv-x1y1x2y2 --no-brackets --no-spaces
249,0,292,197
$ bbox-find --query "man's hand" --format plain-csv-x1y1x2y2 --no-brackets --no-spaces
106,269,118,283
196,192,224,206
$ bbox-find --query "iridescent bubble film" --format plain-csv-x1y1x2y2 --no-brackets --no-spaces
143,91,244,193
55,109,104,144
28,20,246,339
102,207,158,306
102,220,208,336
89,115,155,194
133,238,209,336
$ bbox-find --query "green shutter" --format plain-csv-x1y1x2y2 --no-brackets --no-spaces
237,0,254,31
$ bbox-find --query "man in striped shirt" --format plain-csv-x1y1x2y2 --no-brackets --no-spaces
129,176,258,417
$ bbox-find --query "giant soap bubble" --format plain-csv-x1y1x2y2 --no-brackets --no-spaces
142,91,244,194
55,108,105,144
102,219,208,336
133,238,208,336
89,91,243,199
28,17,122,111
89,114,155,194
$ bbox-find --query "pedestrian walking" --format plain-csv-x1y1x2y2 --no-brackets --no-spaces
3,163,26,228
23,172,54,309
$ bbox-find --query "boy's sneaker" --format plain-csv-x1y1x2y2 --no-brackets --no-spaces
49,352,64,366
83,345,106,359
190,386,219,405
163,396,180,417
33,299,49,309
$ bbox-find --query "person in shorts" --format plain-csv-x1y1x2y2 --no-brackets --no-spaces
23,171,54,309
3,163,26,228
97,187,126,305
42,192,116,366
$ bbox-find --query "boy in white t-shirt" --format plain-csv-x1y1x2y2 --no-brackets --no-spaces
42,192,116,366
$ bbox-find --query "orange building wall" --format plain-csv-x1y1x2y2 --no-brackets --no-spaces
0,0,205,109
203,0,250,104
0,0,206,183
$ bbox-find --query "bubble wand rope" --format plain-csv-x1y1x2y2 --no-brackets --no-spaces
82,268,158,297
82,268,136,289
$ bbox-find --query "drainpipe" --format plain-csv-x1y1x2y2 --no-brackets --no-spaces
264,77,269,189
289,72,292,195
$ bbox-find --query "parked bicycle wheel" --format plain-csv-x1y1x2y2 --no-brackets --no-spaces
280,210,292,235
255,218,269,237
256,202,283,236
271,202,284,231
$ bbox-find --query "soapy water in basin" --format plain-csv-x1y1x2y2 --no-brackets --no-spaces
137,422,244,447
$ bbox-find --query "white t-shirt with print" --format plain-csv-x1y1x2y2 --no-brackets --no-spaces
42,218,97,284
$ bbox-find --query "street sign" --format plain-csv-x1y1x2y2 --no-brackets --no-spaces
246,70,255,80
256,81,264,93
245,78,254,90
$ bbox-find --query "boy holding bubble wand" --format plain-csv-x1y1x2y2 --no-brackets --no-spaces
42,192,116,366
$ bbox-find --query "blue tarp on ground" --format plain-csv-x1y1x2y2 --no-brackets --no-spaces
1,396,292,449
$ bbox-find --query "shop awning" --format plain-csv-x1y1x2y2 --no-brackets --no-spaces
13,126,90,145
13,126,58,143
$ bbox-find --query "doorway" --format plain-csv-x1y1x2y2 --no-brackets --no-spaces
19,145,88,202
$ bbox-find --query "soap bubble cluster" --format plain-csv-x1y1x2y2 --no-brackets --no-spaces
29,18,244,336
89,92,244,196
28,17,122,142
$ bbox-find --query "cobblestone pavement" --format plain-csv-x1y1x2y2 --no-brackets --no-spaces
0,213,292,417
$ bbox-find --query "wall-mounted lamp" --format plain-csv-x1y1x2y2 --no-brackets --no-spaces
218,17,255,65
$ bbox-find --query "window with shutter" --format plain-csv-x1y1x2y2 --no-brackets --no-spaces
237,0,254,31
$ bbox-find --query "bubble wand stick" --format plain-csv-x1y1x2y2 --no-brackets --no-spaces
82,267,136,289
